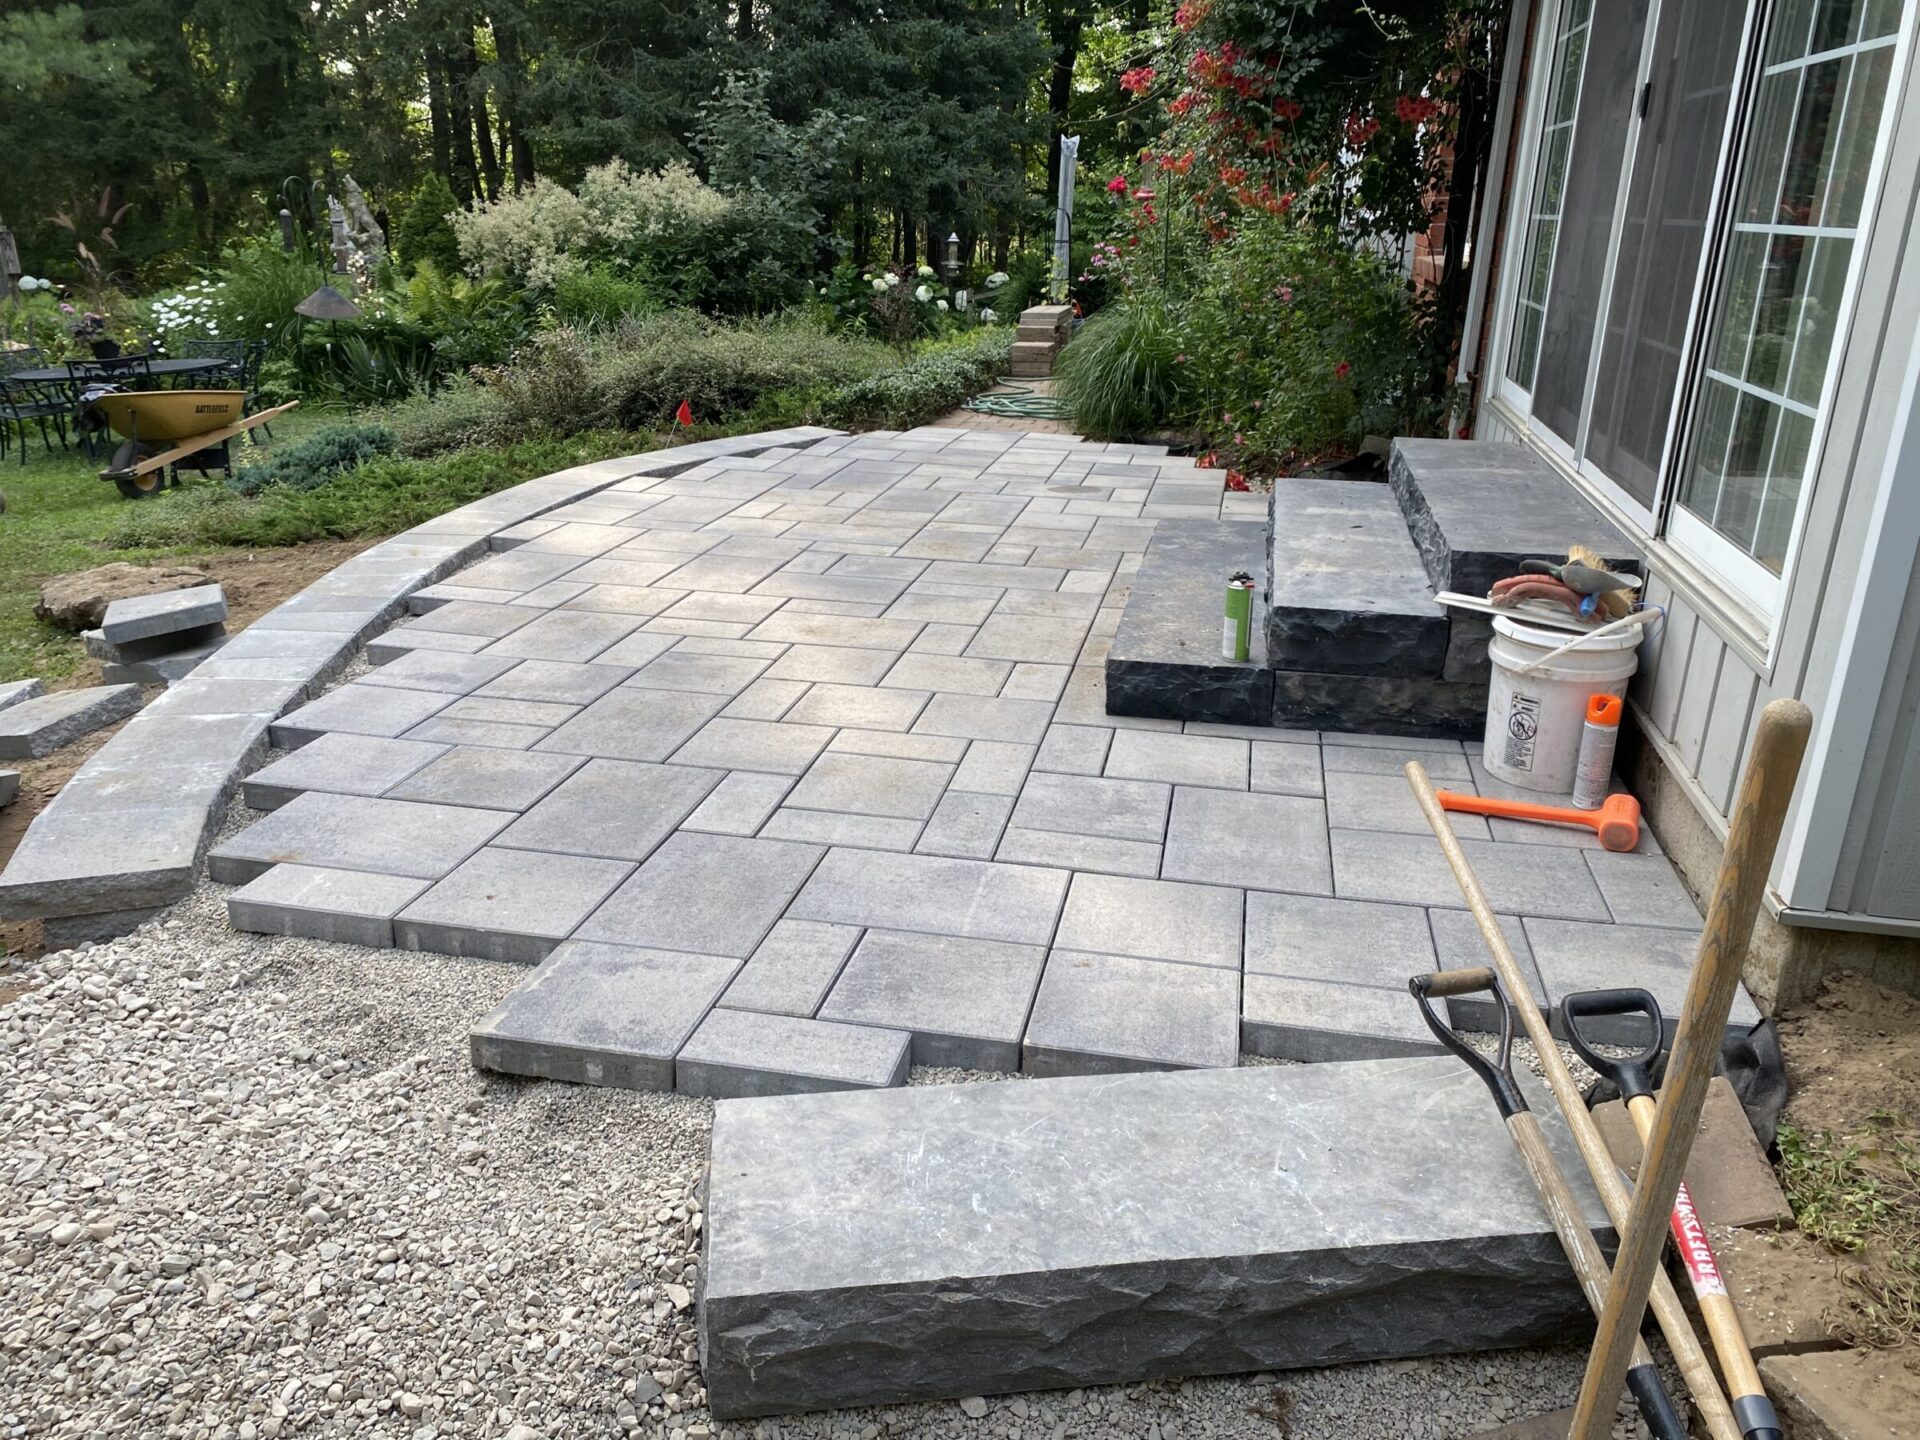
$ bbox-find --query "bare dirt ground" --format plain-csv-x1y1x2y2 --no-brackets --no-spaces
1,539,378,961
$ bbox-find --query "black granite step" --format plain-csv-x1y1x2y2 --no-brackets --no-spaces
1389,440,1643,598
1266,479,1447,677
1271,670,1485,741
1106,520,1272,726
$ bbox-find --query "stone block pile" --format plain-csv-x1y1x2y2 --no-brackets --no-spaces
86,582,231,686
1009,304,1073,378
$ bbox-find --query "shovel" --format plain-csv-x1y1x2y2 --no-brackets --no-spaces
1560,990,1782,1440
1408,966,1687,1440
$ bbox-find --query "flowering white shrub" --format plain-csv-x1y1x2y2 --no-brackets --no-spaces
580,160,731,248
145,281,226,352
449,176,593,289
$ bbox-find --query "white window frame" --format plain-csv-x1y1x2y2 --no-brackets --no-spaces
1485,0,1916,637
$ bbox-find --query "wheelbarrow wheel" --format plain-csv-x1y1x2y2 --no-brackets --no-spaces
109,440,168,500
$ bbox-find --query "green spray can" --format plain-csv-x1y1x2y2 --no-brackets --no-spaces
1223,571,1255,661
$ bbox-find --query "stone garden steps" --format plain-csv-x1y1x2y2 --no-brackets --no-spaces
699,1056,1609,1418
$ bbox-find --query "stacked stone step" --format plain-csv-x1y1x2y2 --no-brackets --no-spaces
0,680,37,806
1009,303,1073,378
86,583,230,685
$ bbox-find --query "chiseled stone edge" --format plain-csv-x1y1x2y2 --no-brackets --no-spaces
0,428,843,927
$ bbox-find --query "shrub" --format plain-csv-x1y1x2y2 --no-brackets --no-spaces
820,329,1013,429
208,237,315,359
227,422,397,495
449,175,594,289
403,263,531,370
483,327,605,436
553,265,662,329
381,377,514,457
393,175,463,275
1054,295,1186,439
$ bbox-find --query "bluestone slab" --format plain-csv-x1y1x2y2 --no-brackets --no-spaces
100,583,228,645
0,684,143,760
699,1058,1608,1417
675,1009,911,1098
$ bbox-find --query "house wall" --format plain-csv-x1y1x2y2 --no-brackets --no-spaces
1472,3,1920,1003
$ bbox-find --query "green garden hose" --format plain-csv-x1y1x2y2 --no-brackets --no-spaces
962,380,1074,421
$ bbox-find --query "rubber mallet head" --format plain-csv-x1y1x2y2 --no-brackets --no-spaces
1592,793,1642,852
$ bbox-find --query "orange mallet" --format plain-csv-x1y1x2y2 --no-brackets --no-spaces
1436,788,1642,852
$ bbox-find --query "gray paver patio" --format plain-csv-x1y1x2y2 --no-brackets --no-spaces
207,427,1747,1094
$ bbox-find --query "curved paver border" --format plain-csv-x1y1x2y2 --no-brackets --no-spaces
0,427,840,944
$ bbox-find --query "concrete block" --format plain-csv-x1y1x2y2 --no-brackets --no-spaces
718,919,863,1017
700,1058,1606,1417
471,940,739,1091
381,746,585,811
270,683,453,749
395,846,634,964
226,864,431,947
676,1008,911,1099
241,733,449,810
1010,771,1169,842
494,758,721,860
1584,850,1703,929
680,771,795,835
207,791,509,885
100,583,227,645
1590,1076,1791,1229
915,790,1014,860
1161,785,1333,895
0,678,44,712
0,684,143,759
1105,521,1273,728
356,648,524,696
1241,973,1448,1062
1271,670,1486,741
1330,830,1611,921
1054,872,1241,968
817,928,1046,1070
1024,951,1240,1075
791,848,1069,946
573,833,823,958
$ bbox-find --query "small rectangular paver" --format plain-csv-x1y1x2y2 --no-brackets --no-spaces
1103,729,1248,789
818,928,1046,1070
670,718,836,775
625,649,771,696
1427,909,1549,1027
680,771,795,835
406,600,546,638
911,693,1053,744
949,740,1036,796
719,919,863,1017
395,846,634,964
1250,741,1324,797
482,608,643,662
357,649,524,696
1321,742,1472,781
1053,872,1242,969
474,659,634,706
784,683,930,732
536,688,726,762
1162,786,1333,895
470,940,740,1091
226,864,430,948
676,1008,910,1098
1023,950,1239,1075
760,808,922,851
242,732,449,810
765,645,899,685
575,833,824,957
1324,769,1489,838
270,683,453,749
100,584,228,645
208,791,509,885
1240,973,1448,1062
995,826,1162,878
790,849,1069,946
1010,771,1170,843
784,751,952,820
1032,724,1113,776
1331,829,1612,921
0,685,143,759
881,653,1011,697
495,758,721,860
1584,851,1702,929
381,746,585,811
915,791,1015,860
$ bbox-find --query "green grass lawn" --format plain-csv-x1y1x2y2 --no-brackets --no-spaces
0,408,334,683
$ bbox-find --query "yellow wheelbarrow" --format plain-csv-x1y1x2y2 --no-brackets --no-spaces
89,390,300,499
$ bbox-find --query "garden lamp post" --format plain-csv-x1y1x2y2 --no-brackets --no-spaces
942,232,961,287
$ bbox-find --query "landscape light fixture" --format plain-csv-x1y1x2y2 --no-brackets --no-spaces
943,232,961,286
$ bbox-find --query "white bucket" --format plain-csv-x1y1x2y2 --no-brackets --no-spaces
1483,615,1641,795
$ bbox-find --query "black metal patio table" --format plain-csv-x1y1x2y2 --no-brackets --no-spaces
6,357,230,385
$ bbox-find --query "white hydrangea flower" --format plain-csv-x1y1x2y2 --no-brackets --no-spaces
871,278,887,292
916,264,935,278
884,273,900,288
936,299,948,311
986,271,1009,288
914,285,933,302
979,307,998,323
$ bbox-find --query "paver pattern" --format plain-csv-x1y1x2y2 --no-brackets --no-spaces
213,427,1755,1092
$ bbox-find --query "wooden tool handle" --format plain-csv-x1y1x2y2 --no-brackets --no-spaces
1405,762,1742,1440
1419,966,1496,997
1569,699,1811,1440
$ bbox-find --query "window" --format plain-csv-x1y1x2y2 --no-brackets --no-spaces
1494,0,1910,623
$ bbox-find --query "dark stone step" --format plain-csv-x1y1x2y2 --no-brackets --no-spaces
1106,520,1273,727
1266,479,1446,677
1389,439,1642,598
1273,669,1486,741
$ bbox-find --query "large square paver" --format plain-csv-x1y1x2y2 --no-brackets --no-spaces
495,758,721,860
536,688,726,762
226,864,430,948
785,751,952,820
719,919,863,1017
575,833,823,957
784,683,931,731
818,929,1046,1070
1331,829,1611,921
790,849,1068,946
1241,974,1448,1062
476,660,635,706
1524,918,1761,1042
625,649,771,696
470,940,739,1091
1243,893,1434,986
358,649,524,696
395,846,634,963
241,733,448,810
208,792,509,884
1010,771,1169,842
382,746,586,811
1054,872,1242,969
1023,951,1239,1075
1162,787,1333,895
671,718,837,775
912,693,1054,744
676,1009,911,1098
1103,729,1248,789
271,683,453,748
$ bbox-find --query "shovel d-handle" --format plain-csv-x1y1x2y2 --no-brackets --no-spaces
1409,969,1525,1118
1561,987,1664,1101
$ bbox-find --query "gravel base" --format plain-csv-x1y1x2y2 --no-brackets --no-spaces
2,801,1670,1440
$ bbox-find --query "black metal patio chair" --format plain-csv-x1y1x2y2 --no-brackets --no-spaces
0,376,72,467
66,353,157,391
173,338,246,388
